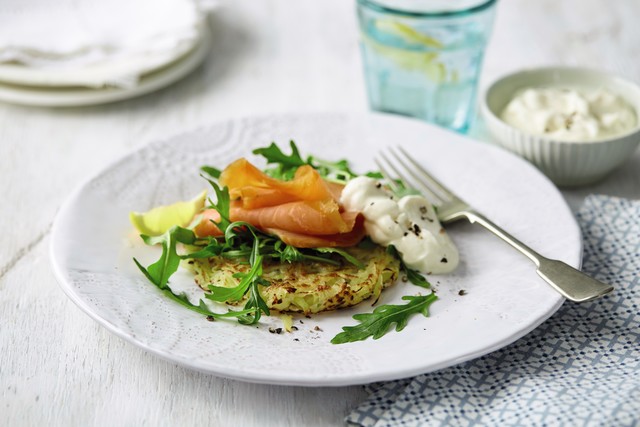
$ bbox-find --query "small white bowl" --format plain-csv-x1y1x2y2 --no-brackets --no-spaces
481,67,640,186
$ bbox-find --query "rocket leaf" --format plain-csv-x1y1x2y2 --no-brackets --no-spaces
331,294,437,344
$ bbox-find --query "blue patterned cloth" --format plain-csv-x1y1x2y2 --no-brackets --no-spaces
347,195,640,427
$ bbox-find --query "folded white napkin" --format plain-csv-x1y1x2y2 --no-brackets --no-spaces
0,0,203,88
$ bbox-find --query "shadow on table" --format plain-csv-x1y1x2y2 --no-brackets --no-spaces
562,149,640,211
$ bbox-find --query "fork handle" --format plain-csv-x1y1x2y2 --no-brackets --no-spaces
465,211,613,302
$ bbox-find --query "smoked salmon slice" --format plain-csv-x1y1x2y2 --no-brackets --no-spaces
194,208,365,248
220,158,338,209
195,158,364,248
195,203,354,236
229,201,355,235
263,215,366,248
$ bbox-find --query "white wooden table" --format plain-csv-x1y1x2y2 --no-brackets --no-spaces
2,1,638,425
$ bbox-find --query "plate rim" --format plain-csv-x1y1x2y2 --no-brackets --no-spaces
49,112,576,386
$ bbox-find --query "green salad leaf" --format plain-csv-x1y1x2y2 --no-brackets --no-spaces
238,244,271,325
405,268,431,289
253,140,306,168
253,140,383,184
202,177,231,230
315,247,364,269
253,141,307,181
331,294,438,344
386,245,431,289
308,157,359,183
133,226,257,320
329,245,435,343
200,165,222,179
206,236,271,325
135,226,196,288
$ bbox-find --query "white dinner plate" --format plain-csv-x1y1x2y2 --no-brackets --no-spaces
50,113,578,386
0,25,210,107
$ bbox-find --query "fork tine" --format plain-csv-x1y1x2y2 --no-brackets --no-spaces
395,146,458,201
378,151,444,205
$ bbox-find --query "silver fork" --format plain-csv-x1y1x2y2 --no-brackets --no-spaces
376,146,613,303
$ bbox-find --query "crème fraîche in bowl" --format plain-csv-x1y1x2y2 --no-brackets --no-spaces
481,67,640,186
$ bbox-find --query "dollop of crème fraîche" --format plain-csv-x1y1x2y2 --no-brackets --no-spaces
500,87,637,141
340,176,459,274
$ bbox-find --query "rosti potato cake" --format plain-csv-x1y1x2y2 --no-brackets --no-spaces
187,245,400,315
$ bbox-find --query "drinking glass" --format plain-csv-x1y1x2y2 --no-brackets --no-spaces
357,0,497,133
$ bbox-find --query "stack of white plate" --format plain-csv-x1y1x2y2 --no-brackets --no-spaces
0,0,211,107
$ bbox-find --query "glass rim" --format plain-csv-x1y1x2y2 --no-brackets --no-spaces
356,0,497,18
